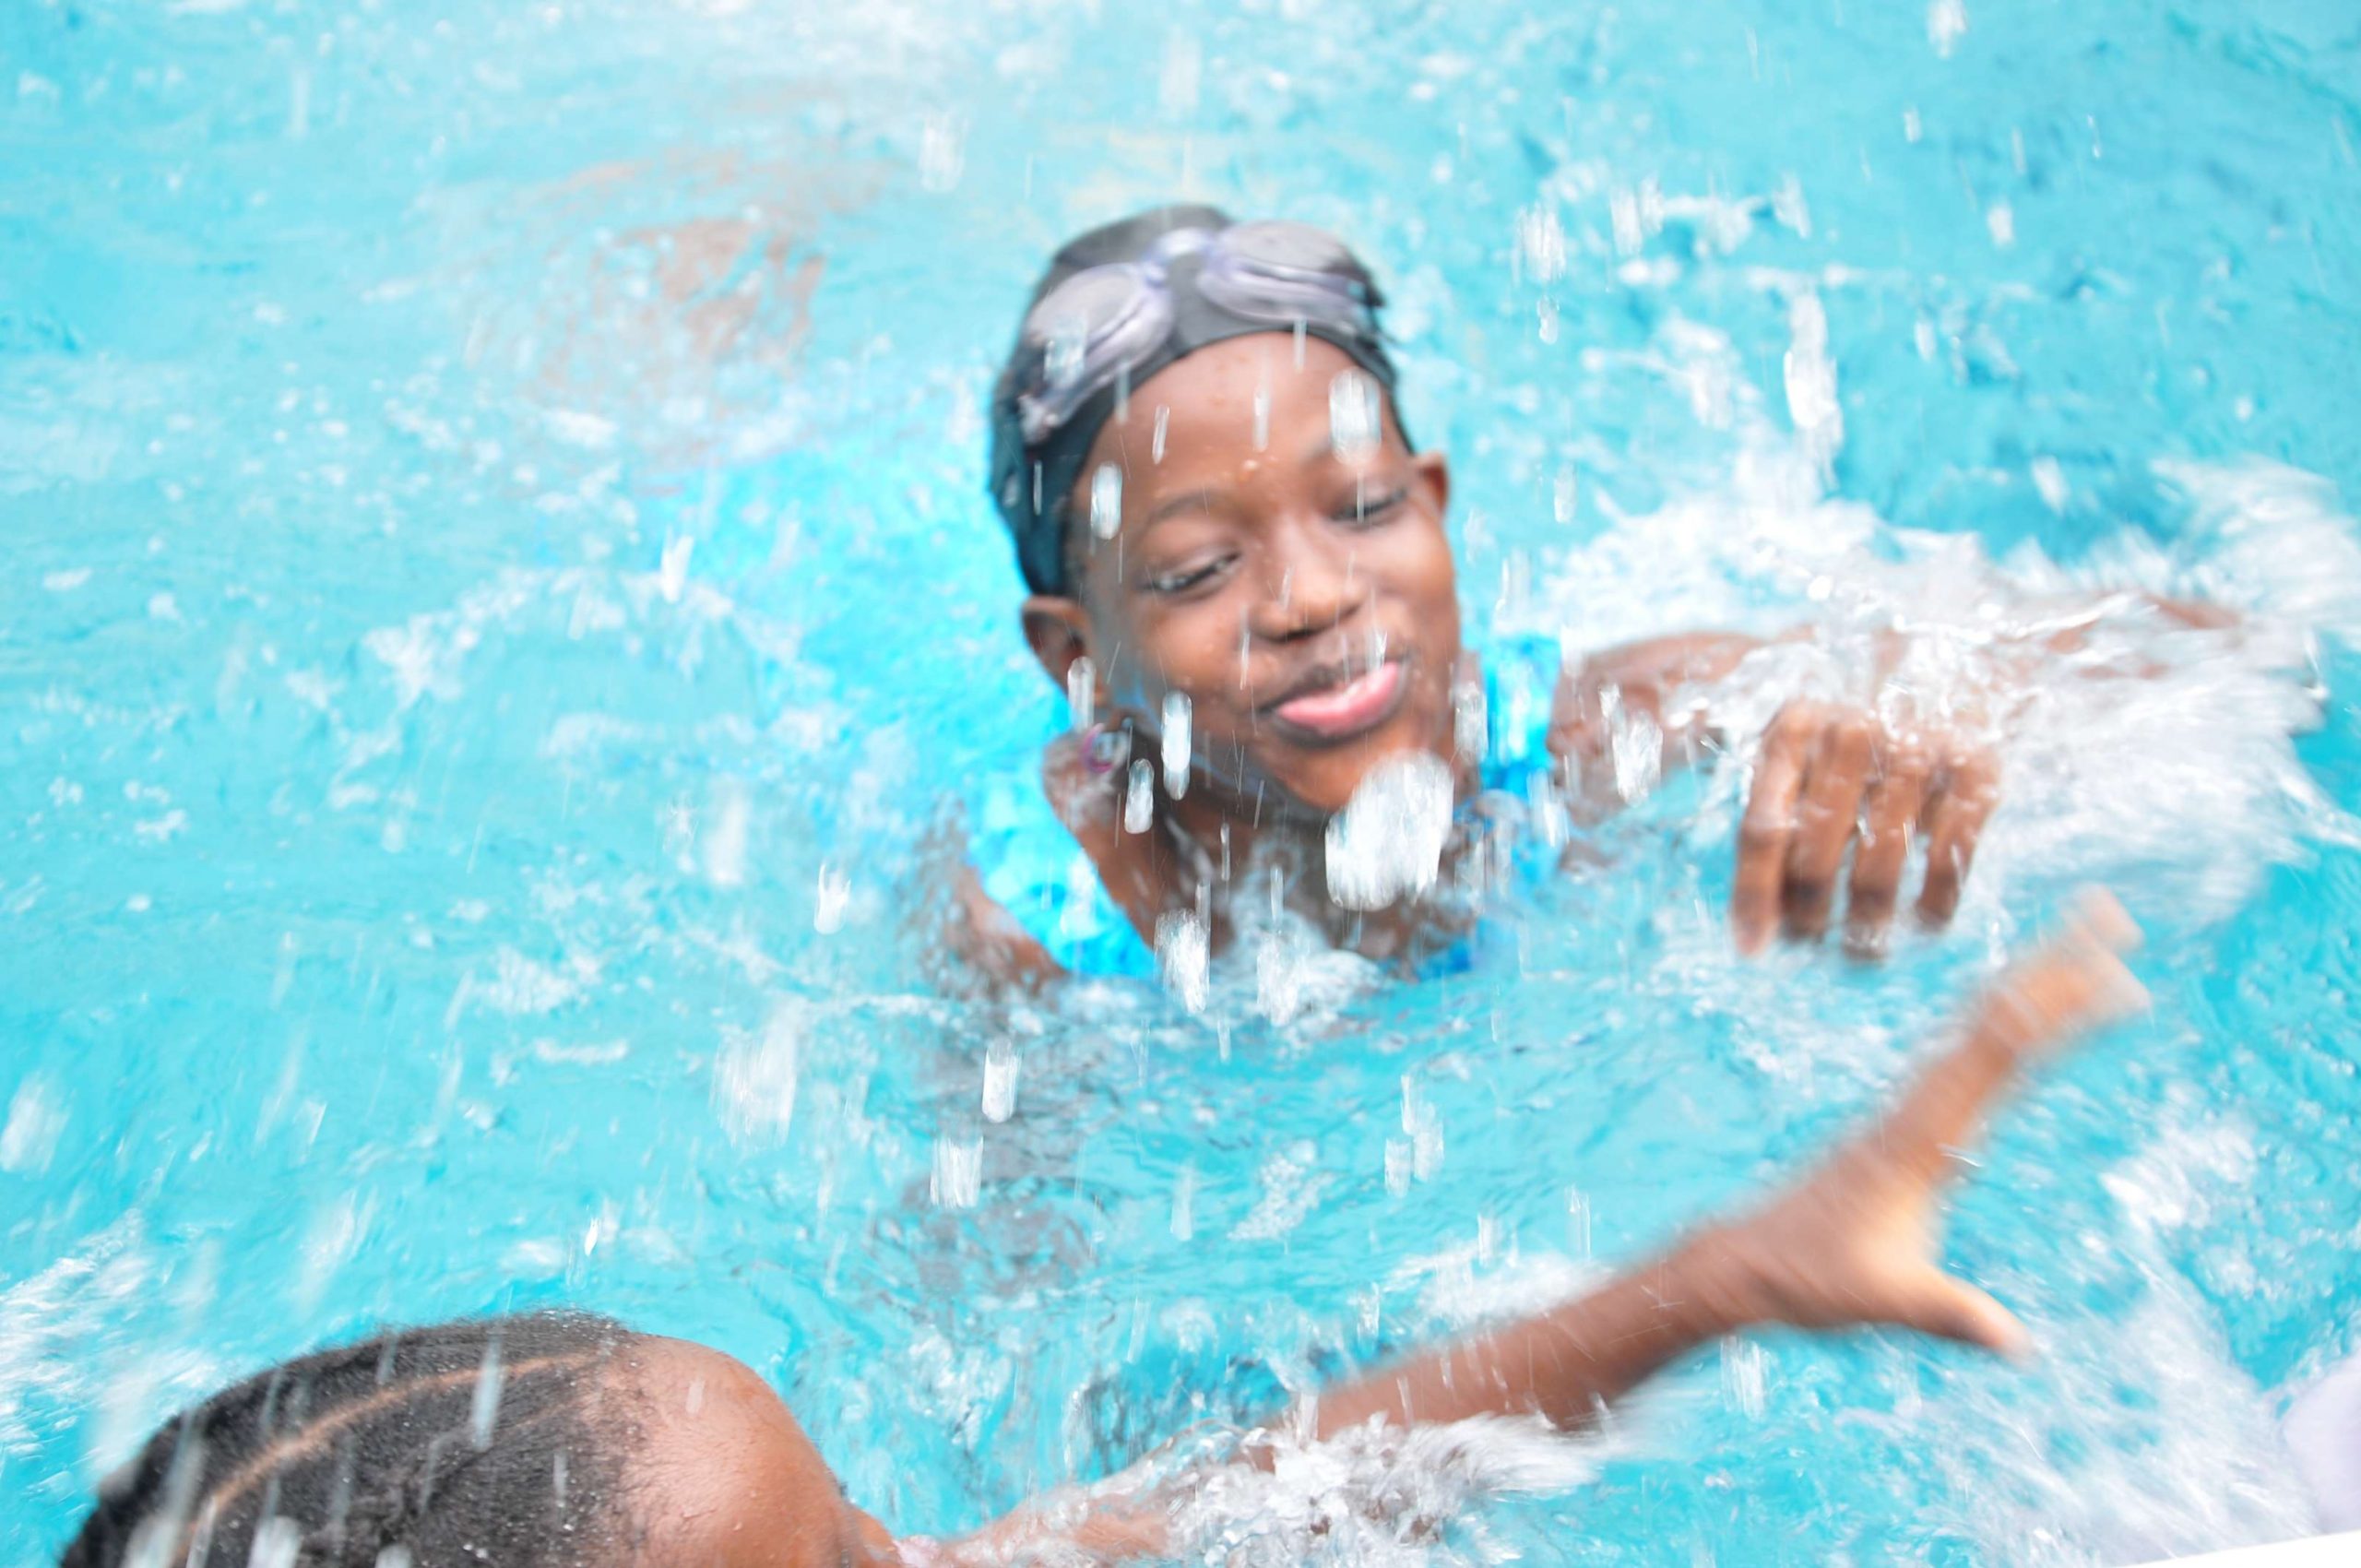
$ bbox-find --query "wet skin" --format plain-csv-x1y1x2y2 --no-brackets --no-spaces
631,1340,897,1568
984,330,2164,973
1020,335,1465,845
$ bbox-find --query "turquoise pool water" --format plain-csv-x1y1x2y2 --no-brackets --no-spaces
6,0,2360,1562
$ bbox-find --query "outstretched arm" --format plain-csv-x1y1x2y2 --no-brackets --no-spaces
1307,890,2142,1433
935,894,2145,1562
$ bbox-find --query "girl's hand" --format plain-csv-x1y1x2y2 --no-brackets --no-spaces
1732,700,2000,958
1676,890,2145,1352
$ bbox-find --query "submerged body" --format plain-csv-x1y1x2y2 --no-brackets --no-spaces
66,902,2150,1566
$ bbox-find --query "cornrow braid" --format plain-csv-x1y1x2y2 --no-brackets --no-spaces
62,1313,642,1568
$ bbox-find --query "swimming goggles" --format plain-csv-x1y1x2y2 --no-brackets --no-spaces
1013,220,1382,445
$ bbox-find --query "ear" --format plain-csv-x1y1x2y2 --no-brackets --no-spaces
1409,448,1452,521
1021,596,1095,698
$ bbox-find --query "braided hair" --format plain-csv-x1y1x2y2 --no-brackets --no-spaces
62,1313,642,1568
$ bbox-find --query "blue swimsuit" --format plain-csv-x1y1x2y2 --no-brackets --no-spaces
967,638,1564,979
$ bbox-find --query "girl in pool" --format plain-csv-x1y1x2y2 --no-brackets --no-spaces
952,205,2224,985
66,898,2143,1566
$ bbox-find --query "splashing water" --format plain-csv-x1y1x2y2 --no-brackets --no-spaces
7,1,2361,1563
1324,754,1455,911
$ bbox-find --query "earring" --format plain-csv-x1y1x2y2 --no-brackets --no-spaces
1082,722,1132,778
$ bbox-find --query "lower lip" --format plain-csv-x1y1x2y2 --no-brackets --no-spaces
1271,659,1407,741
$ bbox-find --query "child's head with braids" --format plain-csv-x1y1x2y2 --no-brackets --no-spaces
63,1312,898,1568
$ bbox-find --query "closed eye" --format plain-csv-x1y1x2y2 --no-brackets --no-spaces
1143,554,1235,596
1334,485,1410,527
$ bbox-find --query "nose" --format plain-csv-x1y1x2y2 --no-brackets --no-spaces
1248,514,1370,643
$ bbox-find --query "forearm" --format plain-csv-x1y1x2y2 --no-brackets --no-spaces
1550,631,1768,808
1302,1241,1738,1438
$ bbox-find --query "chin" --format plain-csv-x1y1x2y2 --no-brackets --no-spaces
1267,707,1456,819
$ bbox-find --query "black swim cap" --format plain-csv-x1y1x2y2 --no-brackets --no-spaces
988,204,1402,597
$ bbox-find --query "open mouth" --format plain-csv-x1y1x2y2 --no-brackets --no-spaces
1266,658,1407,742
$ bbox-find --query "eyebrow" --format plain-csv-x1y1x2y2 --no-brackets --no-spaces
1140,487,1225,528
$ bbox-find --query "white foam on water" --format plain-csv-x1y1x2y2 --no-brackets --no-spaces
1522,319,2361,927
0,1224,230,1494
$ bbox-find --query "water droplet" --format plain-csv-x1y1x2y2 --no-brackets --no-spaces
1124,759,1155,834
698,786,753,891
1721,1338,1769,1419
1328,369,1382,461
1044,317,1086,391
1609,707,1664,804
1927,0,1968,58
981,1038,1019,1123
0,1074,66,1174
1170,1163,1197,1240
1160,692,1192,797
716,1006,799,1144
931,1128,982,1208
1452,667,1488,762
1158,28,1202,116
1152,405,1169,462
1566,1187,1593,1258
248,1517,302,1568
1066,655,1096,731
919,113,965,192
1782,291,1844,481
1608,189,1643,257
1089,463,1123,540
1517,203,1567,280
470,1335,504,1449
658,532,693,603
813,863,850,934
1552,464,1578,524
1252,377,1270,451
2030,457,2070,513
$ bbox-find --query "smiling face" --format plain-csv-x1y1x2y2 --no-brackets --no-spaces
1022,335,1464,824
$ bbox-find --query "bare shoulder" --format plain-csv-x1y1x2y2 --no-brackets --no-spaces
919,780,1066,992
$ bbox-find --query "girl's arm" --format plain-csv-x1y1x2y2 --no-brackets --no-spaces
1306,889,2138,1435
1551,597,2232,958
935,894,2145,1562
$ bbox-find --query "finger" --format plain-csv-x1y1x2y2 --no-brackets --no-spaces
1782,715,1876,943
1916,748,2000,928
1732,706,1815,956
1845,745,1931,959
1877,891,2146,1185
1894,1271,2031,1360
1963,888,2147,1059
